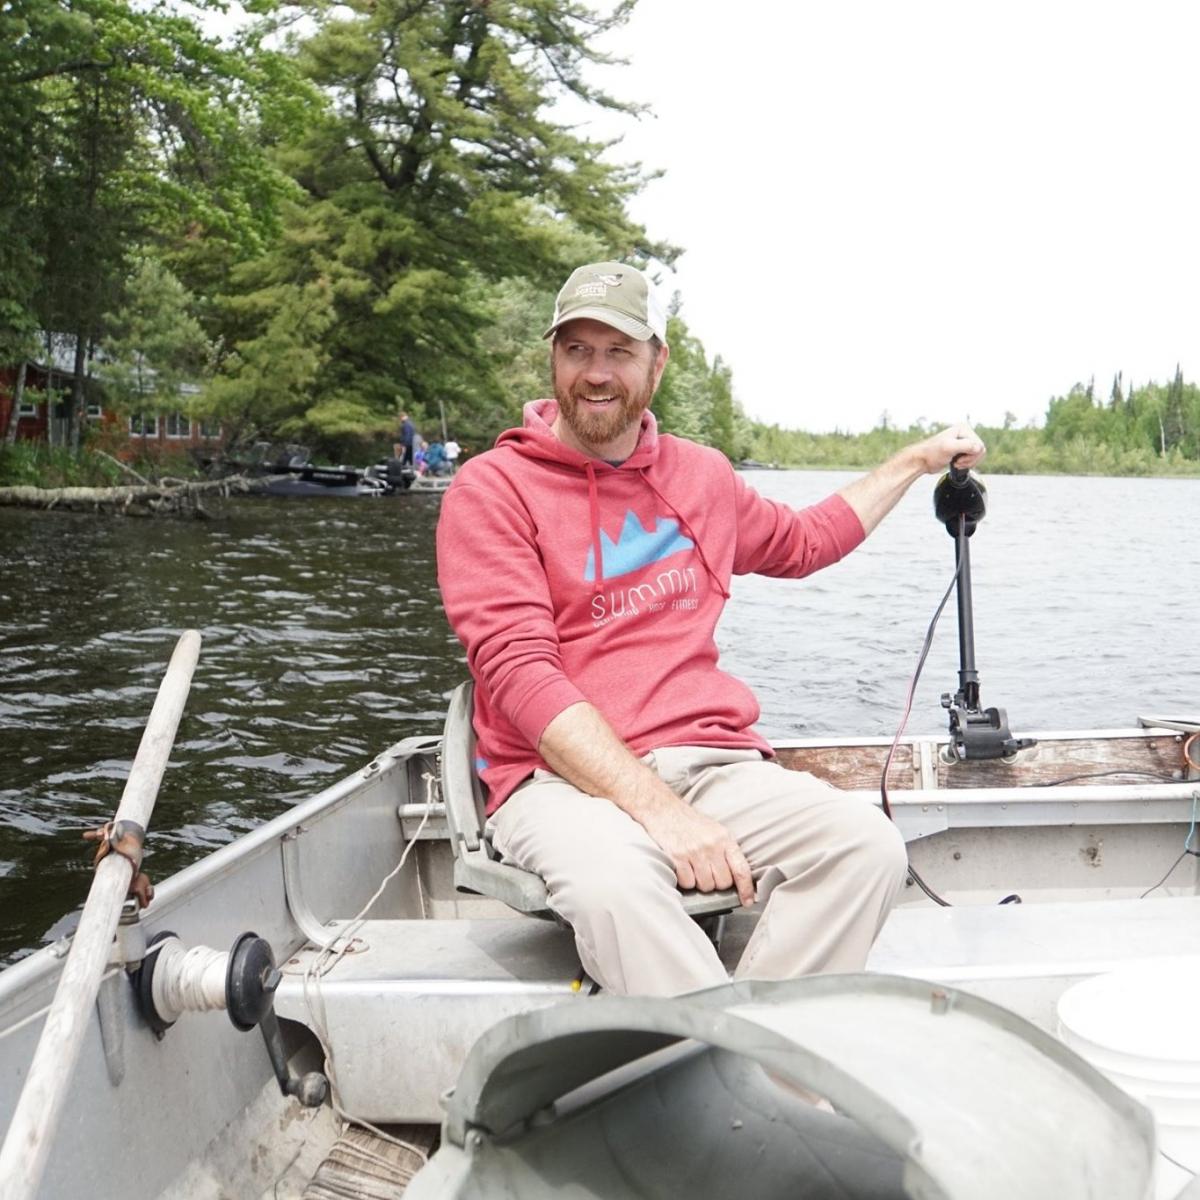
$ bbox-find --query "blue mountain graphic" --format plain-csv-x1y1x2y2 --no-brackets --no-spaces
584,511,694,582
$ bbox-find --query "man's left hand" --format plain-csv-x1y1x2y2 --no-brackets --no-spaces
837,423,987,535
910,423,986,474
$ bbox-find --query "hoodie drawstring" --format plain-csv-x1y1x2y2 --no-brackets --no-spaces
640,468,730,600
586,460,604,593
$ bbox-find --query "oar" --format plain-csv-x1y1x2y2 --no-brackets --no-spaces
0,630,202,1200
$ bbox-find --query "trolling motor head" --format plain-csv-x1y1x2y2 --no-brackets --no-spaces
934,461,1036,762
933,463,988,537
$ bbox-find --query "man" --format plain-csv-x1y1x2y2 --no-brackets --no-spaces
444,437,461,469
436,261,985,998
395,411,416,466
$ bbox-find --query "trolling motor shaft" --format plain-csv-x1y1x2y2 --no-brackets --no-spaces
933,465,1036,762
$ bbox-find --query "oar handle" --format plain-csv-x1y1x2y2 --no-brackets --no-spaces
0,631,202,1200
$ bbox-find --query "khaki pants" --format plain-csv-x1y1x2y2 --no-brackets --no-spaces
486,746,908,997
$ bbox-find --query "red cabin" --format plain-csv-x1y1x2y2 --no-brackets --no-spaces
0,344,221,457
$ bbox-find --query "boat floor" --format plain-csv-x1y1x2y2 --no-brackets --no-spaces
302,1124,434,1199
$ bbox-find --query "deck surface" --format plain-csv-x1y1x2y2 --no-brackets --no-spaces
868,894,1200,1028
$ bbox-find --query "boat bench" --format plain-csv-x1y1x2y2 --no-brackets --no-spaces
274,892,1200,1123
274,916,583,1122
272,894,1200,1123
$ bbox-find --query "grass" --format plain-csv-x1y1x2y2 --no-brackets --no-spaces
0,442,206,488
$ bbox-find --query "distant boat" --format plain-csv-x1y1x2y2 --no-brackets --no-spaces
405,471,453,493
258,461,454,497
261,464,376,497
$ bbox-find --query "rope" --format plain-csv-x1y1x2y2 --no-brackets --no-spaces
299,771,434,1165
153,943,229,1023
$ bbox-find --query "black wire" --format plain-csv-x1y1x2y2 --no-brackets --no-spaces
1159,1147,1197,1177
881,554,963,907
1030,769,1180,787
1139,848,1197,899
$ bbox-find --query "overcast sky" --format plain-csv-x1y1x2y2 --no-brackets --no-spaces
575,1,1200,433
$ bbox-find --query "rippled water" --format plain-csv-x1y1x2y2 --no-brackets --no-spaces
1,472,1196,962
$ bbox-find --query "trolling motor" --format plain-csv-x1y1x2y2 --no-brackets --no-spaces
933,463,1037,762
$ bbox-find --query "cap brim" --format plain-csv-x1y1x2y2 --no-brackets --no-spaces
542,306,655,341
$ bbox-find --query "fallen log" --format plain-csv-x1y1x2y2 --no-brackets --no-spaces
0,473,279,516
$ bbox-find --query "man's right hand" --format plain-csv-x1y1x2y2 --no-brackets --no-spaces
636,792,756,907
538,701,757,907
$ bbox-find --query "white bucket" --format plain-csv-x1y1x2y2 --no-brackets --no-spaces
1058,956,1200,1200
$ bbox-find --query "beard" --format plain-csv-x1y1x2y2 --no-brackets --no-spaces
552,360,657,451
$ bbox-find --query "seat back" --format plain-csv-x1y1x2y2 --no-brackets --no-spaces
441,680,485,852
441,680,552,915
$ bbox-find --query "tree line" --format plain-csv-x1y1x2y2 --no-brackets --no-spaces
2,0,1197,480
742,370,1200,476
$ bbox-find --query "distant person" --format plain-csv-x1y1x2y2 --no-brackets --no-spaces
436,259,986,999
395,411,415,467
444,438,461,470
425,440,448,475
413,437,428,475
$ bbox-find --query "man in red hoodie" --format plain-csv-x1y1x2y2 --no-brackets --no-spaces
436,261,985,997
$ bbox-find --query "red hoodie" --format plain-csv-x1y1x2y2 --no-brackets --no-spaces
436,400,865,813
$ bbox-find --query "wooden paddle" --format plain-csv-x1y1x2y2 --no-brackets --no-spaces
0,630,202,1200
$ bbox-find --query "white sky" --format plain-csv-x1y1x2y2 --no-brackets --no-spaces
579,1,1200,433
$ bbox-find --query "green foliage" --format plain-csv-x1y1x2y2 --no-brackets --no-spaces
654,313,748,460
735,378,1200,477
654,314,709,441
475,275,555,438
706,357,737,460
7,0,1200,485
3,0,312,250
101,255,210,412
1,0,314,448
0,442,124,487
1039,371,1200,466
202,271,337,444
201,0,675,449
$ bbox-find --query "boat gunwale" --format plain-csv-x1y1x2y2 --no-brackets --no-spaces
770,726,1185,750
0,737,436,1012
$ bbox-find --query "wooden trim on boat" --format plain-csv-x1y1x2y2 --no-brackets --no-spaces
775,728,1192,792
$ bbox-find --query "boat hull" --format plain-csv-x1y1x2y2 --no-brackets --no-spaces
1,723,1196,1196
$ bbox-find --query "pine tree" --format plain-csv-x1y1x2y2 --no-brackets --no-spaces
205,0,675,446
706,357,737,461
1164,363,1186,452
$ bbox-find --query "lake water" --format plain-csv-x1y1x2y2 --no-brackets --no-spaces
1,470,1196,963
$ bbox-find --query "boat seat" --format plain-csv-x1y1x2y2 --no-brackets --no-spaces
441,681,739,920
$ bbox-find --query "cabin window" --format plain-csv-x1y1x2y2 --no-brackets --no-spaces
198,420,222,440
128,413,158,437
86,402,103,420
164,412,190,439
16,398,36,417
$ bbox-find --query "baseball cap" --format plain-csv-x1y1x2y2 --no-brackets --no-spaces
543,261,668,344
